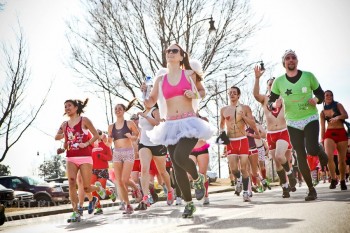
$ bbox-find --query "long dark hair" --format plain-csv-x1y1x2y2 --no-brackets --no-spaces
64,98,88,116
172,43,203,82
116,98,138,112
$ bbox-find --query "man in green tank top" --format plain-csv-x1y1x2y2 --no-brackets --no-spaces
267,50,328,201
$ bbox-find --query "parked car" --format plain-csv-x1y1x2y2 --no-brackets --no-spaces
0,176,69,206
13,190,36,207
46,177,116,200
207,171,218,183
0,184,16,207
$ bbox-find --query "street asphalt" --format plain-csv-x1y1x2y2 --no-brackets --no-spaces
5,183,245,222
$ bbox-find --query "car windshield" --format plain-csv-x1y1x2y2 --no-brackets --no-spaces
22,176,48,185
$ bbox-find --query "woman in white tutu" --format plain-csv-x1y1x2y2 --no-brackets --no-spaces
141,43,214,218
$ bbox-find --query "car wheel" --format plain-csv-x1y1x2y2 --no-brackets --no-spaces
36,195,52,207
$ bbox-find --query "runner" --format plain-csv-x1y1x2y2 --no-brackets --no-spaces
267,50,328,201
134,103,173,211
141,43,213,218
220,86,261,202
130,114,143,202
189,114,211,205
107,99,141,214
55,98,106,222
90,130,116,215
253,66,297,198
320,90,348,190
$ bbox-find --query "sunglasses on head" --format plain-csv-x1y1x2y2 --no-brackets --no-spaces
166,48,180,54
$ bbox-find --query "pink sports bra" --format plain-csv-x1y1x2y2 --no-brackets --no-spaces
162,70,192,100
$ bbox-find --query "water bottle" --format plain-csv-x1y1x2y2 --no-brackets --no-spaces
142,76,153,100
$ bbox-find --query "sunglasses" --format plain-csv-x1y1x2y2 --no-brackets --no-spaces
166,49,180,54
285,56,297,61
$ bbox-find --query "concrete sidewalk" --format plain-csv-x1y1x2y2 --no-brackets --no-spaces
5,183,236,222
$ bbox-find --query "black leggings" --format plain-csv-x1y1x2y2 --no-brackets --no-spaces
166,166,182,197
168,137,198,202
288,120,320,188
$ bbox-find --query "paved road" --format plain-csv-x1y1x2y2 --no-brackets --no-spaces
2,182,349,233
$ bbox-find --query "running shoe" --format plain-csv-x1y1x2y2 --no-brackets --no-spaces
287,174,297,192
248,191,253,198
67,211,81,223
133,189,142,203
262,179,271,190
329,179,338,189
251,185,258,193
311,170,319,187
243,191,251,202
148,195,154,205
0,205,5,226
257,186,264,193
182,202,196,218
77,205,84,216
119,201,126,210
135,201,148,211
282,186,290,198
305,187,317,201
166,188,174,206
149,187,158,204
340,180,347,190
94,208,103,215
234,182,242,196
193,173,206,200
109,190,117,202
95,181,106,199
88,196,98,214
122,205,134,215
203,197,210,205
176,197,182,206
162,184,168,195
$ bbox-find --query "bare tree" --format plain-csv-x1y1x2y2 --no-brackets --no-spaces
0,29,50,162
66,0,260,124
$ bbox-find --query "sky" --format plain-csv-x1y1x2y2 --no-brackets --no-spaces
0,0,350,177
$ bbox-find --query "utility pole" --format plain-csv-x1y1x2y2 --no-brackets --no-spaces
225,74,228,105
215,81,221,178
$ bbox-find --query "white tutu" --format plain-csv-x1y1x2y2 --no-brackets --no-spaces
146,117,215,146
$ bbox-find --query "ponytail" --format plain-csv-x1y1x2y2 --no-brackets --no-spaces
64,98,89,116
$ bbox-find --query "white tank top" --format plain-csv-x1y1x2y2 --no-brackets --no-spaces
138,107,157,146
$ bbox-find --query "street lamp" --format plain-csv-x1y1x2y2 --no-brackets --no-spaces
172,16,217,41
208,16,216,33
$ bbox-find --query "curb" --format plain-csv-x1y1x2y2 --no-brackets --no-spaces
5,183,278,222
5,187,234,222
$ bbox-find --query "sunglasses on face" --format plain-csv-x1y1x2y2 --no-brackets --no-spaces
285,56,297,61
166,49,180,54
